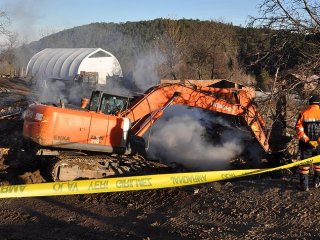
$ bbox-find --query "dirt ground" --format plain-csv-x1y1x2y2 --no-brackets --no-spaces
0,78,320,240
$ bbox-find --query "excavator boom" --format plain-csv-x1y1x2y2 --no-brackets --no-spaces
120,84,269,152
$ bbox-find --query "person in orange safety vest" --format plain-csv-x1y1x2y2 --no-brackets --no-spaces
295,95,320,191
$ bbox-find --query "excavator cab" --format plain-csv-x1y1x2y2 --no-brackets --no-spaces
88,91,130,115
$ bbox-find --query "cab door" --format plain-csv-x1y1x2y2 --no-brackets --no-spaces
88,111,109,145
87,93,110,146
87,93,128,149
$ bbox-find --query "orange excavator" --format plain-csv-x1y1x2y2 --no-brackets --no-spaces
22,83,270,181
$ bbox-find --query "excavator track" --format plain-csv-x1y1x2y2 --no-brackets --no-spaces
43,155,170,182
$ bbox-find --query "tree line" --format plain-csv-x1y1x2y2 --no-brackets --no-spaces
0,18,288,86
0,15,318,90
0,0,318,86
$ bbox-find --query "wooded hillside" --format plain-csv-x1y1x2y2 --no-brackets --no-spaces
0,18,317,90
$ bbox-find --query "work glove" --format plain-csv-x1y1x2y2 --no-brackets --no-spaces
307,140,318,149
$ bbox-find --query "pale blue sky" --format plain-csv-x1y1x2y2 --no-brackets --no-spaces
0,0,263,42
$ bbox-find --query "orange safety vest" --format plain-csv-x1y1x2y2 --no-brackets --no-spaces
296,105,320,143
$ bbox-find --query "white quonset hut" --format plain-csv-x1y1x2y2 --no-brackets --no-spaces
26,48,123,84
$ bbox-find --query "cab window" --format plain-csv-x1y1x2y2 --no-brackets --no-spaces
88,91,101,112
100,94,127,115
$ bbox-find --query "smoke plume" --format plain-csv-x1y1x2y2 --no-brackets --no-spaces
1,0,48,43
30,79,91,106
147,106,251,170
132,51,163,92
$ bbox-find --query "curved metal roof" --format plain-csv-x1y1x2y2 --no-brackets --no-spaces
26,48,122,81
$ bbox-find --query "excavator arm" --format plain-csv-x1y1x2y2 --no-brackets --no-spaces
121,83,269,152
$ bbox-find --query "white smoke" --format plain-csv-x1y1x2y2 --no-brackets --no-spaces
0,0,48,43
147,106,248,170
31,79,91,106
132,51,164,92
103,50,165,96
36,79,67,103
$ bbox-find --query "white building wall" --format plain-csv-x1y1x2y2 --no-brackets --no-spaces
79,56,122,84
27,48,123,83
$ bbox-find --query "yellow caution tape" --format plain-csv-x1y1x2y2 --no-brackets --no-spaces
0,155,319,199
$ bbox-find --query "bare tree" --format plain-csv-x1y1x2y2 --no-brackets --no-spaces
184,21,241,80
251,0,320,32
0,10,14,75
0,10,9,34
249,0,320,70
0,10,10,48
158,19,186,80
0,32,18,75
248,0,320,157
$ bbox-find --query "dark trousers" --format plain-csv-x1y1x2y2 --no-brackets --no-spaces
299,146,320,188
